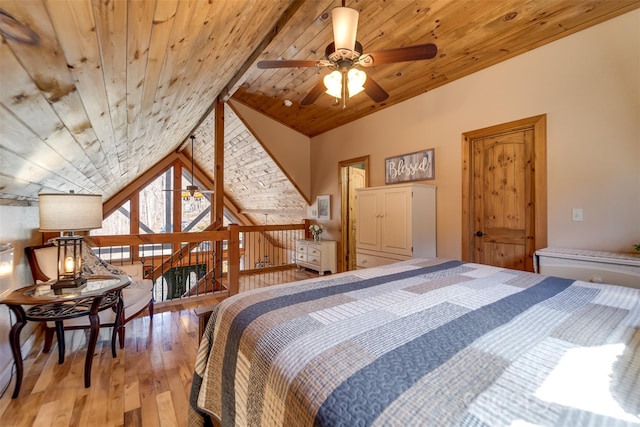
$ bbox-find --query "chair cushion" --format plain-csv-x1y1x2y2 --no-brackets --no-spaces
122,279,153,317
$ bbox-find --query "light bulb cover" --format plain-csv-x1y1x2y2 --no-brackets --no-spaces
347,68,366,97
324,70,342,98
54,235,85,289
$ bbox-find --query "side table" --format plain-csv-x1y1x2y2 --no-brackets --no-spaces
0,275,130,398
295,239,337,275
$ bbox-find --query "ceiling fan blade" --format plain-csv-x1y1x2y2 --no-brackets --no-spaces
257,59,321,69
301,79,326,105
363,76,389,103
364,43,437,66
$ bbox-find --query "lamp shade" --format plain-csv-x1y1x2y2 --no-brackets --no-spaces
38,193,103,232
332,6,359,51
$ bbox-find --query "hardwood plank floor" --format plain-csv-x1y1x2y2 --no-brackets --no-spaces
0,268,318,427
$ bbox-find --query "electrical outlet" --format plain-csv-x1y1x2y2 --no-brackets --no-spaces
572,208,583,222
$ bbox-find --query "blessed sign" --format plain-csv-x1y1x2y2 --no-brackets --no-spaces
385,149,435,184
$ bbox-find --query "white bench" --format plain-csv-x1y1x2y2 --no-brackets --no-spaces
534,247,640,289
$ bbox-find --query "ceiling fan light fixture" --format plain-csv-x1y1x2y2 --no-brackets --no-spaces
324,68,366,100
332,6,358,53
324,70,342,98
347,68,366,97
257,2,436,108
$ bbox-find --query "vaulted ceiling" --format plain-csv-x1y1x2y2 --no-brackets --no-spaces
1,0,638,215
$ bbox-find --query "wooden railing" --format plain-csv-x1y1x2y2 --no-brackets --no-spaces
87,221,310,303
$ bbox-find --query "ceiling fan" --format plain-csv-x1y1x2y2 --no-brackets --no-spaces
257,1,437,108
165,135,213,201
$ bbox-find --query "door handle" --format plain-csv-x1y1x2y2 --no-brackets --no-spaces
475,231,484,237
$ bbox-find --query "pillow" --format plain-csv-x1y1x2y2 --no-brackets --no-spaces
80,244,129,276
45,238,128,276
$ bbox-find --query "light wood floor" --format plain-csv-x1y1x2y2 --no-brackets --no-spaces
0,268,318,427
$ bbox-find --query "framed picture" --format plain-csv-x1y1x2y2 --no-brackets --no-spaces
317,195,330,220
385,148,435,184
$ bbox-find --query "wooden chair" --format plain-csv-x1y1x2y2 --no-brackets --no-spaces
25,243,154,351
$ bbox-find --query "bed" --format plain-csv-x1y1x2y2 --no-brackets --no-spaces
188,258,640,427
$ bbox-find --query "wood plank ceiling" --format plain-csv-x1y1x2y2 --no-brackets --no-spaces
0,0,638,216
191,105,309,226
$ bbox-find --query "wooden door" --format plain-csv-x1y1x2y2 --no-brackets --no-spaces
347,167,366,270
339,156,369,272
462,115,547,272
380,187,412,256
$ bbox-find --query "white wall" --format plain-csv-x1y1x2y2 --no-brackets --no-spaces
0,205,41,394
311,10,640,259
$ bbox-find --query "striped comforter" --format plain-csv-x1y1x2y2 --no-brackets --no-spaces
188,258,640,427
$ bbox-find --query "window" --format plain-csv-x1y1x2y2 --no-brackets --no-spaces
140,170,172,233
93,200,130,236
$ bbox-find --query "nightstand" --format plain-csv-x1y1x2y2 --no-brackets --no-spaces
296,239,337,275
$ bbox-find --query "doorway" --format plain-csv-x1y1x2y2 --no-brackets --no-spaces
462,115,547,272
339,156,369,272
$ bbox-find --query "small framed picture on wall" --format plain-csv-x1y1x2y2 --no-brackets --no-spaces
317,195,330,220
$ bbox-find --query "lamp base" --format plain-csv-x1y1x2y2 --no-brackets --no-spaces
51,276,87,290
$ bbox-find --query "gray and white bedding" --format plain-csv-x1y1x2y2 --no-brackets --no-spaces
189,258,640,426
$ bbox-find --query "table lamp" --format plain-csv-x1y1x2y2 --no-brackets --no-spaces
38,192,103,289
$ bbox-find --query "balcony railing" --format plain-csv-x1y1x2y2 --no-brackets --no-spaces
87,221,310,303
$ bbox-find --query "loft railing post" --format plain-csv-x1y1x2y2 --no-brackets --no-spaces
214,240,223,288
228,224,240,295
130,192,140,265
303,219,311,239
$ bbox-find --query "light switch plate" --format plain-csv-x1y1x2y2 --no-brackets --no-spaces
572,208,583,222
